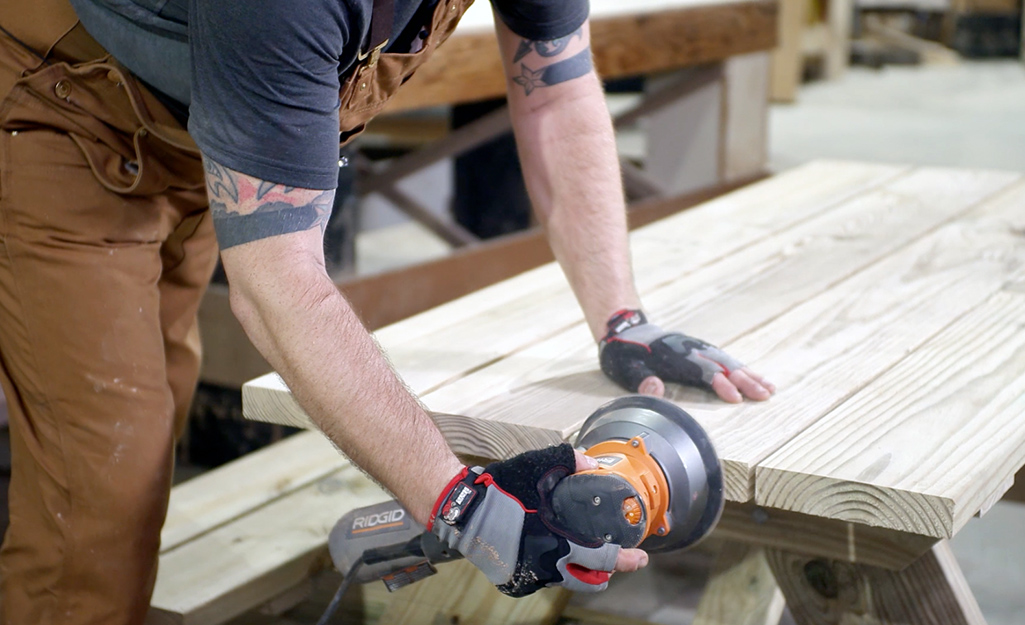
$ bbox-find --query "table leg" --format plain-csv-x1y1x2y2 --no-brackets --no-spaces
693,542,786,625
764,540,987,625
770,0,807,102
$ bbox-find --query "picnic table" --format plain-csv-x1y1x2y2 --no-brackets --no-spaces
154,160,1025,624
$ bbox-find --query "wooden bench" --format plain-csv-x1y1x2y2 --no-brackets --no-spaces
196,0,779,390
224,160,1025,624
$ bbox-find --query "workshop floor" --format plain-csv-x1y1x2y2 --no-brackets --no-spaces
0,60,1023,624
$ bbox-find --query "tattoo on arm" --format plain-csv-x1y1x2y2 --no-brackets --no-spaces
509,27,592,96
513,27,583,63
512,49,593,96
204,159,334,250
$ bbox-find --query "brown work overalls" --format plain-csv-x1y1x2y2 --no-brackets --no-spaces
0,0,472,622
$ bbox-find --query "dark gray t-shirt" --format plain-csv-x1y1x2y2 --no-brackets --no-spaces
72,0,589,190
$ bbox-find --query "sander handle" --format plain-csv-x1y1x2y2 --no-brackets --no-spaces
550,471,648,549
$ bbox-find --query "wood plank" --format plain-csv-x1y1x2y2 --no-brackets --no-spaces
413,168,1018,479
824,0,853,79
765,541,986,625
721,52,771,183
756,230,1025,536
770,0,806,102
162,431,346,551
645,65,724,195
152,463,391,625
242,161,909,424
715,503,937,571
693,543,785,625
1005,467,1025,504
385,0,778,113
201,176,762,390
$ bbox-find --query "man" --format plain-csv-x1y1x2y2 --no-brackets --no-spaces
0,0,774,622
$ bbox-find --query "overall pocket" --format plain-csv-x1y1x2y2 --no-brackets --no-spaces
0,58,202,197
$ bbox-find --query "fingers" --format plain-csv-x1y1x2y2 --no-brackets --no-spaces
711,368,775,403
637,375,665,397
743,368,777,395
711,372,743,403
614,547,649,573
574,450,599,473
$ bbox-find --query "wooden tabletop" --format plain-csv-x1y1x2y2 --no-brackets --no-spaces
244,160,1025,542
384,0,777,112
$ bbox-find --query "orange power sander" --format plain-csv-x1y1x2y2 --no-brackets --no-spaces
320,396,723,621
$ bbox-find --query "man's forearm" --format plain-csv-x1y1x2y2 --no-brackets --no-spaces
206,160,462,523
498,20,641,340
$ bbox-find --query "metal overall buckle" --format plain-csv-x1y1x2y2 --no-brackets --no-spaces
357,39,389,69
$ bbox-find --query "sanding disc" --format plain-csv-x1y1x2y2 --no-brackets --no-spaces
573,396,724,553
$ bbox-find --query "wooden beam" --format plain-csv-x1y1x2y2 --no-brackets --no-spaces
765,541,987,625
162,431,346,552
152,462,391,625
715,503,938,571
770,0,806,102
1005,467,1025,504
385,1,778,112
200,176,765,389
693,543,785,625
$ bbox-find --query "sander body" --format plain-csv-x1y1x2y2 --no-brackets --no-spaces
326,396,723,601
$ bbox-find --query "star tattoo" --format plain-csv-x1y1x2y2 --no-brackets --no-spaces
513,64,546,95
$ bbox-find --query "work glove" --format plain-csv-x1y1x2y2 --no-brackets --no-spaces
599,309,773,402
428,444,633,596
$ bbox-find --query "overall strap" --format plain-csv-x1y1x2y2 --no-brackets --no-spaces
360,0,395,62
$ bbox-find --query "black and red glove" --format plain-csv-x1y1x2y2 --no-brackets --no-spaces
428,444,621,597
599,309,744,394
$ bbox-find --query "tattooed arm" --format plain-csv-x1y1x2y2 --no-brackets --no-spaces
205,158,463,523
496,20,774,403
496,18,642,339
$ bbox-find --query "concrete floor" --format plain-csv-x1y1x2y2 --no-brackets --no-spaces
769,60,1025,173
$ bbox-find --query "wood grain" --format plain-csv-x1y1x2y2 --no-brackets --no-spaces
243,161,909,427
414,168,1018,481
765,541,986,625
753,182,1025,537
386,0,777,112
162,431,345,551
693,543,785,625
756,288,1025,538
715,503,937,571
152,463,390,625
201,177,763,390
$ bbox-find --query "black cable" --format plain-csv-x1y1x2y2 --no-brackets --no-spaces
315,559,363,625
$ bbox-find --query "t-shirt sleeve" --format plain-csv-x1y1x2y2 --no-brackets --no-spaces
489,0,590,41
188,0,351,190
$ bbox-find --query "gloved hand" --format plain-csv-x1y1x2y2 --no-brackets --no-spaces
428,444,647,596
599,309,774,403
